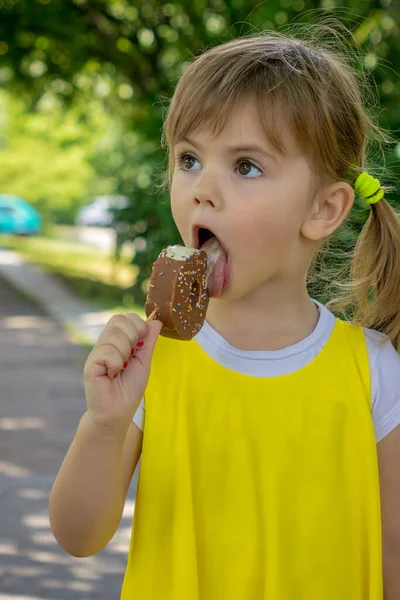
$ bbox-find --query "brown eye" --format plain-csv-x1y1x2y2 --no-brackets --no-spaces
238,160,252,176
237,159,262,178
182,154,195,169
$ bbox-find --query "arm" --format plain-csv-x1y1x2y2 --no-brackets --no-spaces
377,424,400,600
49,416,142,557
49,312,161,558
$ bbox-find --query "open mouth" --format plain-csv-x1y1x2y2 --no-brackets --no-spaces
193,226,216,249
199,227,215,247
192,225,230,297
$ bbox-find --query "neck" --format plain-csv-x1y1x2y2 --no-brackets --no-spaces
205,282,320,351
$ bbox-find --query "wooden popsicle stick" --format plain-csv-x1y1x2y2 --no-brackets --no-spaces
146,307,159,322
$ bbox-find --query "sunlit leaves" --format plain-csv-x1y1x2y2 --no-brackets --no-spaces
204,12,227,35
116,37,134,53
138,28,156,49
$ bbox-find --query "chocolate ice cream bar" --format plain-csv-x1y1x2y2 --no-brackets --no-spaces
145,245,209,341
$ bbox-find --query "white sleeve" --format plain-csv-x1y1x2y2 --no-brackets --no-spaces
132,397,145,431
365,328,400,443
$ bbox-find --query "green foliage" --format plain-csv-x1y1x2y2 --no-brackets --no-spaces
0,92,98,223
1,0,400,303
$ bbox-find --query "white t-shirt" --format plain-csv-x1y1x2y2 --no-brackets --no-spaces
133,300,400,443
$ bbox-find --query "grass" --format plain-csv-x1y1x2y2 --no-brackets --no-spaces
0,232,145,315
0,233,136,286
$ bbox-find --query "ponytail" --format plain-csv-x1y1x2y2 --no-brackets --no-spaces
327,198,400,352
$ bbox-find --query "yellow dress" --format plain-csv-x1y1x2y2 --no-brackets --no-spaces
120,318,383,599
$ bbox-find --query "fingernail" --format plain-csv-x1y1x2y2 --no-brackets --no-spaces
113,373,118,379
137,341,144,348
130,348,135,356
123,361,128,369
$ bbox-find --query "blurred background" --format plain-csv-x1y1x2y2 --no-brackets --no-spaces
0,0,399,311
0,1,399,599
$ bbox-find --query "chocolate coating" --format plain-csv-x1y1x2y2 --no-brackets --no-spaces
145,246,209,341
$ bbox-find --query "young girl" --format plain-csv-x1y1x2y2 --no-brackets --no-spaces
49,30,400,599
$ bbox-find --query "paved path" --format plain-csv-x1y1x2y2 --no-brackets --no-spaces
0,275,138,600
0,249,114,346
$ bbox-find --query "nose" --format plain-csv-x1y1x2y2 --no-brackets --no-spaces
193,170,223,211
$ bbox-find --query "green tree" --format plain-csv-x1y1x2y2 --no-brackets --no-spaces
0,91,99,223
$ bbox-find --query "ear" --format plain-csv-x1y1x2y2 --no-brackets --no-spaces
301,181,355,241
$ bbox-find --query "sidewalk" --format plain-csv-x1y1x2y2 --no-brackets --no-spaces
0,250,138,599
0,248,113,346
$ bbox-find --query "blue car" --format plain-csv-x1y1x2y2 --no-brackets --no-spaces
0,194,42,235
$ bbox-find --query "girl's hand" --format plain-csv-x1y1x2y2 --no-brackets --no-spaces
83,313,162,433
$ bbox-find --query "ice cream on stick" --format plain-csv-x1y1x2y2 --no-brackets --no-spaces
146,307,159,322
145,245,210,341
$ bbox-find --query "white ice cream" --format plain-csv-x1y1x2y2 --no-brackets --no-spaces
165,245,198,260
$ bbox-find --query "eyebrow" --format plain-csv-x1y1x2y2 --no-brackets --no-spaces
177,136,279,163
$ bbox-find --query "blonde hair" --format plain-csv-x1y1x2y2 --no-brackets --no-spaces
161,27,400,352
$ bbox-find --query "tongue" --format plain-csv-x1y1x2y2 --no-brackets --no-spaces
201,237,228,298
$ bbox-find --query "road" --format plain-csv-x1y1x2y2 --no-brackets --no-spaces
0,276,138,600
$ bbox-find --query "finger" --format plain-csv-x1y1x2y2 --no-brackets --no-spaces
102,314,142,348
134,319,162,365
97,325,133,363
85,344,125,380
124,313,149,341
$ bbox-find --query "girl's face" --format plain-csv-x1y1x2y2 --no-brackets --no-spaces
170,97,318,303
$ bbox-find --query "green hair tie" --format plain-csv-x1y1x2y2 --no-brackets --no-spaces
354,172,384,205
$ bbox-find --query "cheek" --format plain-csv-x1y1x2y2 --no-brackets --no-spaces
237,205,293,248
170,176,190,239
170,176,181,216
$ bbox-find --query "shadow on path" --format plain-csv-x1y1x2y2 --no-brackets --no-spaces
0,277,138,599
